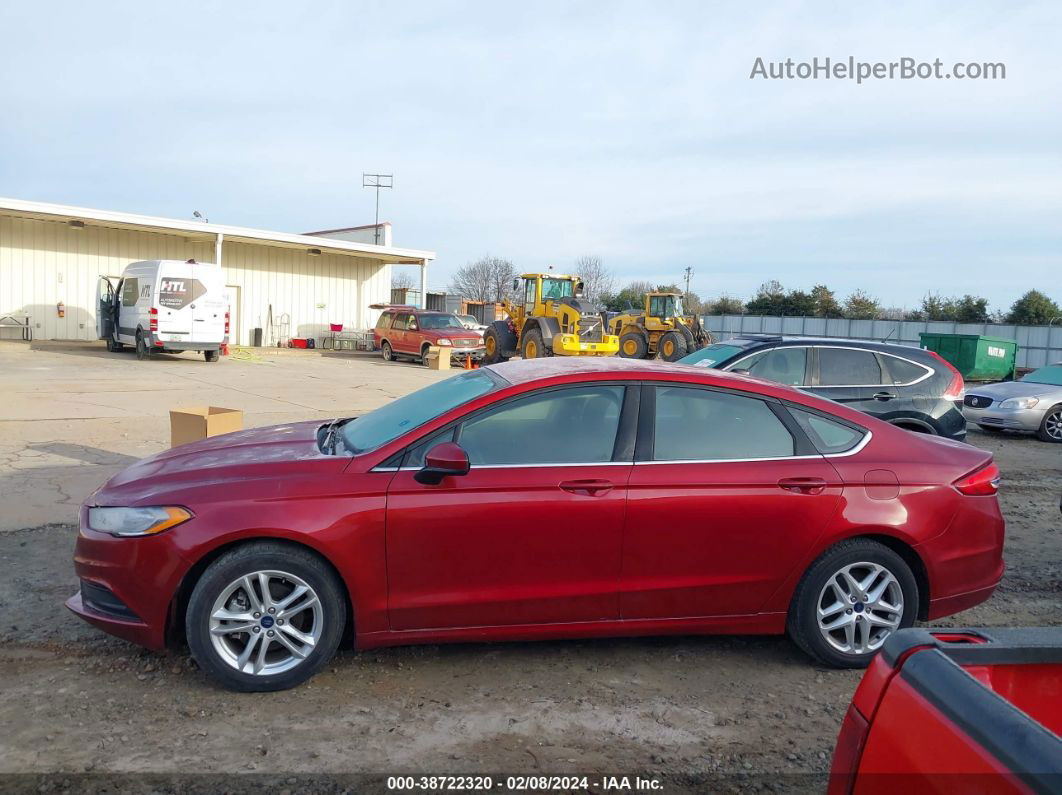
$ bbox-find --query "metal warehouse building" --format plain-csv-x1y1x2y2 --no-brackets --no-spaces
0,197,435,345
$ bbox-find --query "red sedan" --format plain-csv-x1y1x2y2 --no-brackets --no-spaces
67,358,1005,691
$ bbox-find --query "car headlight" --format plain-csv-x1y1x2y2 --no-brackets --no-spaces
87,506,192,537
999,397,1039,410
436,338,452,346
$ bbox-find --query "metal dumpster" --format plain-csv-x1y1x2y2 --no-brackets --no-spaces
918,333,1017,381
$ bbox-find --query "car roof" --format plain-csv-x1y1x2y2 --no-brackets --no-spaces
724,336,929,356
485,356,764,386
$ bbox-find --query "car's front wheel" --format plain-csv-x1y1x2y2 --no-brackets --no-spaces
1037,404,1062,443
787,539,917,668
186,542,346,692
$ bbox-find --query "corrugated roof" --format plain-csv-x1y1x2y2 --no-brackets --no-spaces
0,197,434,265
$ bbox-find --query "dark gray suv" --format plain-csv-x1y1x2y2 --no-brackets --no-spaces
678,336,967,440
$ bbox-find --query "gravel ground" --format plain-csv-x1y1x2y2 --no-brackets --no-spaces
0,428,1058,794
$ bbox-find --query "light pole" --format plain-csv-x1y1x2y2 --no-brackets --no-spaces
362,174,393,245
193,210,209,223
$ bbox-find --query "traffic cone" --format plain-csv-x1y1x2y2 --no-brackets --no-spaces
464,354,472,369
221,343,229,356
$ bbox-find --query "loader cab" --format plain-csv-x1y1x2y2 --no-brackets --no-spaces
647,293,684,327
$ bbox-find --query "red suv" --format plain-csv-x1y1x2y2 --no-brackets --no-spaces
374,306,484,364
67,358,1004,691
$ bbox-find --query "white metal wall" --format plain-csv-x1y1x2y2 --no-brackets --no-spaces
0,214,392,344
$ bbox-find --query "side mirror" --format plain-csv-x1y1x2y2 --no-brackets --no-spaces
731,368,751,375
414,441,470,485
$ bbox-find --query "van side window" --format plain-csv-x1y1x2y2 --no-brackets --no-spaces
375,313,394,330
121,278,139,306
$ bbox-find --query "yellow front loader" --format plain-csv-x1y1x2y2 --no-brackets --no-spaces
482,273,619,363
608,291,712,361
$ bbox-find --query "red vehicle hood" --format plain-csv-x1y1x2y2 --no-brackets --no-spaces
90,420,338,506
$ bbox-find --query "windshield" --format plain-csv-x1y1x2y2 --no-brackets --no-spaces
420,314,464,330
341,370,501,454
458,315,477,325
1022,365,1062,386
542,279,575,300
678,343,748,368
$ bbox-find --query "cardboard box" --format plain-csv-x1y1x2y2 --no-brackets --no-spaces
170,406,243,448
425,346,451,370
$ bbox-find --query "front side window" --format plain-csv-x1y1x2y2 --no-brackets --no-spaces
541,279,574,301
653,386,794,461
406,315,419,330
737,347,808,386
787,407,866,454
121,278,139,306
342,370,501,454
649,295,678,318
817,348,882,386
457,386,625,465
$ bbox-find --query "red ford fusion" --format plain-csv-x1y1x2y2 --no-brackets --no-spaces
67,358,1004,691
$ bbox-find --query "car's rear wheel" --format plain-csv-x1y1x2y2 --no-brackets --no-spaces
135,332,149,361
1037,404,1062,443
204,350,220,362
186,542,346,692
787,539,917,668
381,340,394,362
421,343,433,366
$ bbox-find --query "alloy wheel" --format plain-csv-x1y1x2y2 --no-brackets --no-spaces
815,561,903,655
208,570,323,676
1045,409,1062,440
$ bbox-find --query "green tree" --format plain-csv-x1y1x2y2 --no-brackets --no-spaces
705,295,745,315
781,289,817,317
843,290,881,320
1005,290,1061,325
811,285,844,318
919,293,990,323
744,280,787,315
602,280,655,312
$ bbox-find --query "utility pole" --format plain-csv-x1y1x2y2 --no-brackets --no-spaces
362,173,393,245
683,266,693,300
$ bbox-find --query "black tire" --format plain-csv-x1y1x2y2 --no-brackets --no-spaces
204,350,220,362
658,330,688,362
978,424,1005,434
618,332,648,359
421,343,433,366
1037,403,1062,443
135,332,149,361
679,324,696,347
186,541,347,692
381,340,394,362
787,538,918,669
105,338,119,353
482,321,515,365
522,328,547,360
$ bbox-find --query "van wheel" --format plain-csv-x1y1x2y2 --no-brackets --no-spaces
135,332,149,361
787,539,917,668
204,350,220,362
381,341,394,362
185,542,346,692
106,338,123,353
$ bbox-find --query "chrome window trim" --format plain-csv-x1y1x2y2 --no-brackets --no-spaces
726,344,934,388
372,431,873,471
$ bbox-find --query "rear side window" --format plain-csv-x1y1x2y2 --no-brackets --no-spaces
393,313,410,329
735,347,808,386
375,313,394,330
121,278,139,306
818,348,882,386
881,355,931,385
457,386,625,465
787,407,866,454
653,386,794,461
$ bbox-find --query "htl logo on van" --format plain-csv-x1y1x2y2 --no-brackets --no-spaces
159,278,208,310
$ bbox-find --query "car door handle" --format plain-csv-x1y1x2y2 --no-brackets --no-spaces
559,479,613,496
872,391,897,401
778,477,827,495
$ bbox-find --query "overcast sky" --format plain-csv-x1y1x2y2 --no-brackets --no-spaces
1,1,1059,311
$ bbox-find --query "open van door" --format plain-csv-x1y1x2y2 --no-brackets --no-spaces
96,277,116,342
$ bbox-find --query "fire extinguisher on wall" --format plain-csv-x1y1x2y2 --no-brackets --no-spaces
57,301,66,318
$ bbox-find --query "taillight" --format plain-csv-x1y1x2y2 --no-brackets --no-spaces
827,703,870,795
927,350,964,402
224,310,230,335
953,462,1000,496
149,307,158,332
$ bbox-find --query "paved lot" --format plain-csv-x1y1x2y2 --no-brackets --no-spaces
0,341,1059,792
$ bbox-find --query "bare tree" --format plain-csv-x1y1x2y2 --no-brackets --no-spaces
572,255,615,306
449,256,517,303
391,269,417,290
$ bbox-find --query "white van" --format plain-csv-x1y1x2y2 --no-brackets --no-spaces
96,260,228,361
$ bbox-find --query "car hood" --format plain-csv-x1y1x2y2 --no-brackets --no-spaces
967,381,1062,400
91,420,336,504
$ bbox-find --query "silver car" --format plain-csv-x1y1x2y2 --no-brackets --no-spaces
963,363,1062,442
